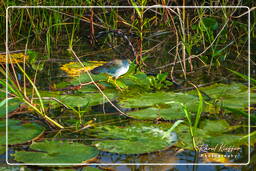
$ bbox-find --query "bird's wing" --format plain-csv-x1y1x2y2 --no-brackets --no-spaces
91,60,120,74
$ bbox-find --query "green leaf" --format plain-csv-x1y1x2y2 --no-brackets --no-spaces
91,123,177,154
205,134,245,146
126,106,186,120
71,73,107,86
119,92,198,108
0,119,44,145
0,98,21,118
226,68,256,85
188,83,255,110
200,119,230,134
13,141,99,164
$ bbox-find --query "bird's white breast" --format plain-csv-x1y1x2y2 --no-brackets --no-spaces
115,65,129,78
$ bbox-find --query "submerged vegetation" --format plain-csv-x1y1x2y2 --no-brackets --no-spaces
0,0,256,170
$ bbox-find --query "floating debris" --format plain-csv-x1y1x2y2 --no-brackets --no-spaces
60,61,107,76
0,53,28,63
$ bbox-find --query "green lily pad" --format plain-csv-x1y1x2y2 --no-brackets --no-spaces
205,134,245,146
175,124,209,150
13,141,99,164
188,83,254,110
200,119,230,134
127,106,186,120
79,91,117,106
91,124,177,154
119,92,199,108
0,119,44,145
55,95,89,107
71,73,108,86
47,90,117,108
119,92,169,108
120,72,151,89
0,98,21,118
119,91,202,120
174,120,248,150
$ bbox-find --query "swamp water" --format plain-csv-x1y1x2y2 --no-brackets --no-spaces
1,55,255,171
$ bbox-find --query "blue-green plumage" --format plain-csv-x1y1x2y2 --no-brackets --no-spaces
91,59,130,78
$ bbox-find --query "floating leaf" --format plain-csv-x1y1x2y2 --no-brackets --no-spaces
200,119,230,134
0,119,44,145
60,61,107,76
46,90,117,108
55,95,89,107
71,73,108,86
79,91,117,106
13,141,99,164
175,124,208,150
0,98,21,118
91,123,177,154
120,72,151,89
175,121,247,150
205,134,245,146
188,83,255,110
119,92,199,109
119,92,201,121
127,106,185,120
0,53,28,64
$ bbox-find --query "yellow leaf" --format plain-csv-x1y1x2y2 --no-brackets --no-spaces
60,61,107,76
0,53,28,63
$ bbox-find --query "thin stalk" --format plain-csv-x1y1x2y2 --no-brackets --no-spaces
15,63,64,129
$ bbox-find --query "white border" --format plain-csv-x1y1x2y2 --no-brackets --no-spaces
6,5,251,166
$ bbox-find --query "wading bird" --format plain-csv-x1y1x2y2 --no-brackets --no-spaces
91,59,131,90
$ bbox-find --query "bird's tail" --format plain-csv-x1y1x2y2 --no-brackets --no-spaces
91,65,107,74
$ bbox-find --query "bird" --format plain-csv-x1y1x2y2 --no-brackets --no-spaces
91,59,131,89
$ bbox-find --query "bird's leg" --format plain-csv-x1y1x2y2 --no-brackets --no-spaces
106,76,122,91
114,77,123,91
107,76,111,83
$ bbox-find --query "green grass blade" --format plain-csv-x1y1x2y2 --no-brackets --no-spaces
226,68,256,85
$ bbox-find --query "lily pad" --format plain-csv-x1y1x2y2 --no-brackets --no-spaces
54,95,89,107
0,119,44,145
0,98,21,118
200,119,230,134
60,61,107,76
205,134,245,147
91,124,177,154
48,91,117,108
120,72,151,89
13,141,99,164
174,120,248,150
119,91,202,120
188,83,255,110
127,106,186,120
119,92,199,108
71,73,108,86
